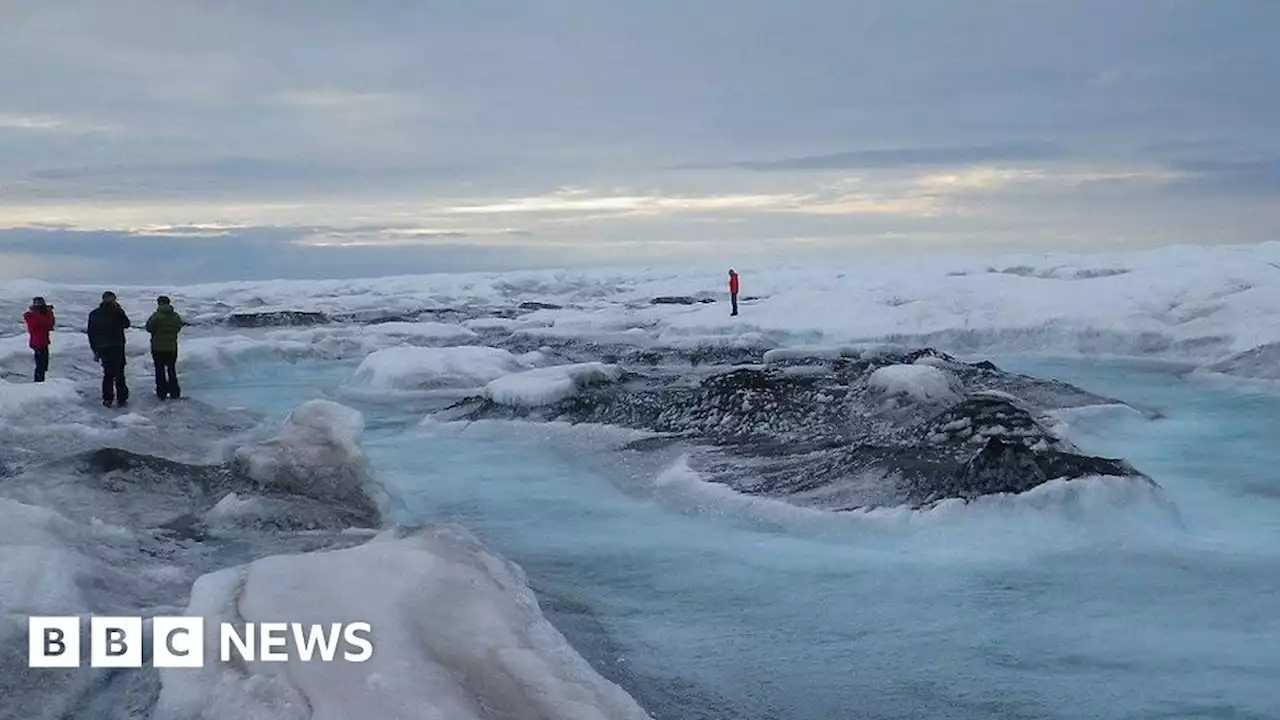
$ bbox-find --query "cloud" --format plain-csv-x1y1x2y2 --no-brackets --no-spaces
706,142,1065,172
0,112,115,134
267,89,406,111
1168,158,1280,195
1,1,1278,280
0,227,560,284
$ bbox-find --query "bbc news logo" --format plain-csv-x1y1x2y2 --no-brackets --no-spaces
29,617,373,668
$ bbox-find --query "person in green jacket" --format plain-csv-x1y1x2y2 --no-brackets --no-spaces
145,295,186,400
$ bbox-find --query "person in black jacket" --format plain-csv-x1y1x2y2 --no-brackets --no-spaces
87,291,132,408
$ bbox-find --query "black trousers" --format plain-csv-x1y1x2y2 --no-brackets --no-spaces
730,293,739,316
152,350,181,399
33,348,49,382
99,346,129,404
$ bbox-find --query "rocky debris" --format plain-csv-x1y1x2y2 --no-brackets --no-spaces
39,445,382,534
650,296,717,305
922,437,1142,503
226,310,331,327
444,346,1151,508
518,301,563,311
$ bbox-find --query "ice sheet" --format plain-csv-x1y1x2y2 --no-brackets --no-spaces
6,242,1280,380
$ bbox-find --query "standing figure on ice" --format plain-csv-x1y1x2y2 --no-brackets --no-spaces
728,269,740,316
88,291,132,408
145,295,186,400
23,296,55,382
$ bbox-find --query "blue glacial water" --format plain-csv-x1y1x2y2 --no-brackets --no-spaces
187,358,1280,720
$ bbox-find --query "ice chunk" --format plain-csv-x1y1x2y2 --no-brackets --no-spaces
204,492,267,523
152,526,653,720
348,345,532,391
484,362,623,407
868,364,960,404
230,400,382,525
113,412,154,427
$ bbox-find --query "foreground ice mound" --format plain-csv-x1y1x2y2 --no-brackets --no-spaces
484,362,623,407
348,345,532,390
153,526,653,720
231,400,383,526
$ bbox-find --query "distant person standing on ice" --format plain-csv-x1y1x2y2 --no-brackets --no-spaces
145,295,186,400
87,291,132,408
23,297,55,382
728,269,740,316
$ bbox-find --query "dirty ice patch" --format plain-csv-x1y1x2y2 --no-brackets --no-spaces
1204,341,1280,380
485,362,623,407
463,317,532,332
513,325,656,348
152,527,653,720
230,399,384,525
868,364,960,404
348,345,533,391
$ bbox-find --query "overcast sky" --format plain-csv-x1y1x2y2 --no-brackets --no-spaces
2,0,1278,283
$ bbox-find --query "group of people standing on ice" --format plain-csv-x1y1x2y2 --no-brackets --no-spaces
18,269,740,406
22,291,187,408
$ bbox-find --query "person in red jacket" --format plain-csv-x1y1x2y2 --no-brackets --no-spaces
23,296,55,382
728,269,740,316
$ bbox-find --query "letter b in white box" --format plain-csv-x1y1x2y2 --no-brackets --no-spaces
153,617,205,668
91,617,142,668
28,617,81,668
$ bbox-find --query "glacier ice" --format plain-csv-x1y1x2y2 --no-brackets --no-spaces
153,527,652,720
4,242,1280,719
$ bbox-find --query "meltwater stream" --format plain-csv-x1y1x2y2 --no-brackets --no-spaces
187,359,1280,720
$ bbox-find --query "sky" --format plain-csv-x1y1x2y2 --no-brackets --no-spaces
2,0,1279,283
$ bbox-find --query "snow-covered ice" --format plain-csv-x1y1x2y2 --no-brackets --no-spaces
484,362,623,407
7,242,1280,381
347,345,533,391
153,527,652,720
867,364,960,404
